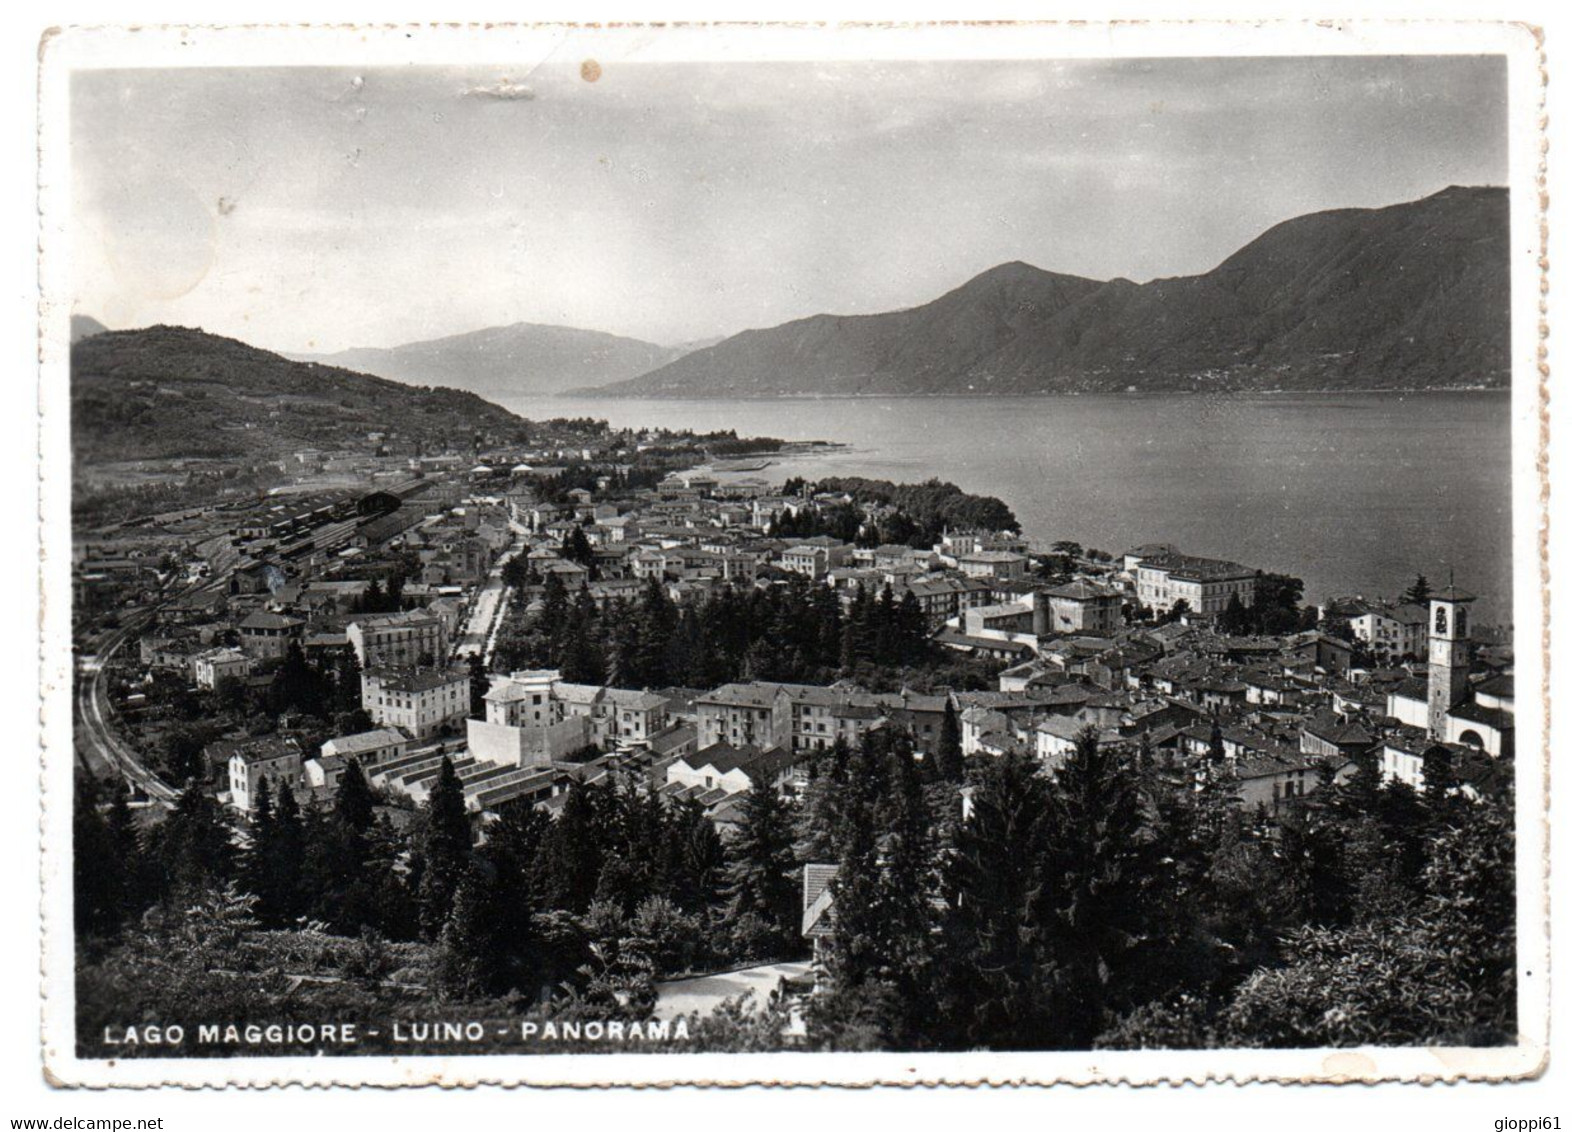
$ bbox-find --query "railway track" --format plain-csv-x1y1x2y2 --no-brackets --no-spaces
73,575,231,806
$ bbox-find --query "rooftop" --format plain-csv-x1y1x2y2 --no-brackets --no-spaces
367,666,466,694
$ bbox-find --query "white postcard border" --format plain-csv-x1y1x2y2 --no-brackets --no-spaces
37,19,1551,1087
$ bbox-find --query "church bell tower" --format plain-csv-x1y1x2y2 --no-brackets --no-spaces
1427,584,1475,739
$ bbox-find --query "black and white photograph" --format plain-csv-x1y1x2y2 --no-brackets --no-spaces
34,20,1549,1089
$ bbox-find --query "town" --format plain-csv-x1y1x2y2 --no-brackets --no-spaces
71,427,1517,1054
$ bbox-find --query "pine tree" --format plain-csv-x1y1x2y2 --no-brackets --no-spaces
104,779,146,919
467,653,489,719
634,578,677,687
238,776,275,913
333,758,378,836
935,699,964,782
74,775,131,938
564,525,596,572
147,781,236,899
1037,728,1154,1048
896,591,928,660
265,783,307,926
434,855,509,1000
936,749,1056,1048
416,757,473,939
665,797,727,914
334,650,364,716
1220,593,1250,636
1402,573,1434,606
877,735,937,1026
723,781,800,956
540,572,571,666
536,781,603,914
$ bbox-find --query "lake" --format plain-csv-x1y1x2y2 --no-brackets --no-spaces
499,392,1516,627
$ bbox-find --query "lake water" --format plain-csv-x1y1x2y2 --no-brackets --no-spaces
499,393,1515,627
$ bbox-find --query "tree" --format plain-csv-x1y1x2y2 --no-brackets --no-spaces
796,740,849,865
146,782,235,900
723,783,800,959
269,642,330,719
563,524,597,576
1253,573,1308,635
874,736,938,1031
1036,728,1156,1047
415,758,472,940
257,782,307,927
500,554,532,591
936,751,1058,1049
811,733,934,1049
434,855,509,1001
74,775,136,939
934,699,964,782
467,653,490,719
1219,593,1251,636
1402,573,1434,606
333,758,378,837
536,782,603,914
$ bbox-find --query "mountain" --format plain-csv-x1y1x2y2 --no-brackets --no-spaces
71,314,109,343
295,322,690,398
583,186,1510,397
72,325,531,466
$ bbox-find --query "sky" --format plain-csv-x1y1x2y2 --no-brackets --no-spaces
70,55,1508,353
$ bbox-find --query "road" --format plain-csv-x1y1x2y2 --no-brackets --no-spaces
451,530,523,666
654,961,814,1022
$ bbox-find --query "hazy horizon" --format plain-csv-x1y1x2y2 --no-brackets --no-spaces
72,55,1508,354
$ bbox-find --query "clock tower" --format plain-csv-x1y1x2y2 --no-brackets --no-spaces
1427,584,1475,739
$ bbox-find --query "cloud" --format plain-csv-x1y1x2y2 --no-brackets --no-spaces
462,79,536,102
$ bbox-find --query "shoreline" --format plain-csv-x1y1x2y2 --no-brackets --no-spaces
562,386,1511,403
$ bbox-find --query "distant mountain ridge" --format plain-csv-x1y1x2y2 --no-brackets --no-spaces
581,186,1510,398
71,314,109,343
294,322,690,398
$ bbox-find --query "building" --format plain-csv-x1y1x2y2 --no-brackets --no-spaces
1035,581,1124,637
1134,553,1257,615
466,669,593,768
802,863,840,965
1349,601,1428,659
901,574,994,628
192,647,254,690
226,735,305,812
1382,587,1515,768
602,688,672,747
361,666,469,740
665,742,797,797
550,683,671,749
320,727,409,770
956,550,1031,583
481,670,565,728
1427,587,1474,739
236,611,304,660
696,683,793,750
346,611,448,668
779,539,854,580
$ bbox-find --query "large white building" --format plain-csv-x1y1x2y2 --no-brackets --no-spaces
361,666,469,740
346,610,448,668
1349,601,1429,659
1131,551,1258,616
226,735,305,813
